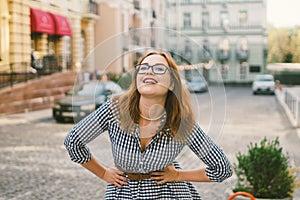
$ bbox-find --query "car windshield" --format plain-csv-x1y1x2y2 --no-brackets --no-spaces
77,82,105,96
255,76,274,82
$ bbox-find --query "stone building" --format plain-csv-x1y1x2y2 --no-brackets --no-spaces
166,0,268,83
93,0,167,75
0,0,99,74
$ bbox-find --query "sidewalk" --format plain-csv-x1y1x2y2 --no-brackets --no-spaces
0,109,52,123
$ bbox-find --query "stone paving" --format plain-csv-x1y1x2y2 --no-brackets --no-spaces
1,87,300,200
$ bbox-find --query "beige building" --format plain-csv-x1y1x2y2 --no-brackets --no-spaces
166,0,268,83
94,0,167,74
0,0,99,75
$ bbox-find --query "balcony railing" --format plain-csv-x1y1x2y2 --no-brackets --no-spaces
236,50,249,61
82,1,99,15
88,1,98,15
217,50,231,61
134,0,141,10
0,56,63,88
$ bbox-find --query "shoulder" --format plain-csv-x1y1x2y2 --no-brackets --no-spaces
187,123,211,143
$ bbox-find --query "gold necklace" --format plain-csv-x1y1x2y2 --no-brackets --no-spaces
139,112,165,121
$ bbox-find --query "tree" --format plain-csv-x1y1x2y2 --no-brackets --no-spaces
267,26,300,63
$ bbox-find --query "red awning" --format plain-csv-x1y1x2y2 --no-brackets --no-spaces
50,13,71,36
30,8,55,34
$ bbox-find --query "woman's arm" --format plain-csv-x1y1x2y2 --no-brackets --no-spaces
151,164,211,184
152,123,232,184
82,156,127,188
186,123,233,182
64,102,111,164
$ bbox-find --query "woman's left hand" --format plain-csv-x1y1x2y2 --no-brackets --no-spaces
151,164,179,184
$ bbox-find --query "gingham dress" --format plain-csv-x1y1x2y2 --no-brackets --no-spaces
64,100,232,199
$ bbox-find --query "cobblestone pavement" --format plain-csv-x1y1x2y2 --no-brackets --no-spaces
0,87,300,200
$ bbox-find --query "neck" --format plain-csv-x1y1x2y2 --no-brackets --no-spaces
139,95,166,119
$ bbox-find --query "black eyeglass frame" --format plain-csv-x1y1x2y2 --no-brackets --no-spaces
135,63,170,75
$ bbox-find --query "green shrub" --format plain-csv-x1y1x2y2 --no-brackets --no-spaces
117,72,132,90
233,137,295,199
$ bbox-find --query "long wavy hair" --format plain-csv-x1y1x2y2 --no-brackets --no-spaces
114,50,195,141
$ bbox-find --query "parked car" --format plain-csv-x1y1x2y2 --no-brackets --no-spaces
53,81,123,123
185,76,208,93
252,74,275,95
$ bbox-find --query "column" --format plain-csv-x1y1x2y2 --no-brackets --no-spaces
70,15,82,72
84,19,95,72
9,0,31,71
0,0,10,71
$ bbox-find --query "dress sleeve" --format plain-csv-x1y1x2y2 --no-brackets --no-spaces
186,123,233,182
64,101,112,164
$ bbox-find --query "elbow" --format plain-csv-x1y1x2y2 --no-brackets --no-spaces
64,131,91,164
207,161,233,182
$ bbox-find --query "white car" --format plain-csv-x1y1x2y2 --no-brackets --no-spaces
185,76,208,93
252,74,275,95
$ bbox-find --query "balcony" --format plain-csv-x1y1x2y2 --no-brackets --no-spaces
200,50,211,62
82,1,99,18
236,50,249,62
217,50,231,61
134,0,141,10
88,1,98,15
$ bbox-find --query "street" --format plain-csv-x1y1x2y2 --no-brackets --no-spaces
0,86,299,200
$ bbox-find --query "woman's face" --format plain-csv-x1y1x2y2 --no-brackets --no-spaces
136,54,173,98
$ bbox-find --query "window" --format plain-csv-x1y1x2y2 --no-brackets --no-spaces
239,10,247,26
183,13,191,28
250,65,261,73
239,62,248,80
202,12,209,30
200,39,211,62
220,11,229,30
184,40,193,60
220,63,229,80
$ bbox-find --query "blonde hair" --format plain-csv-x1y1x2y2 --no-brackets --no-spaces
113,50,195,141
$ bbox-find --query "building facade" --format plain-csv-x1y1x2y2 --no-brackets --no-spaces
0,0,99,75
94,0,167,74
166,0,268,83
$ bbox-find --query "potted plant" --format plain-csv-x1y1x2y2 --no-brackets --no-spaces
233,137,295,199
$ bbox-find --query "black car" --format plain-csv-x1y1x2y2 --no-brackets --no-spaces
53,81,123,123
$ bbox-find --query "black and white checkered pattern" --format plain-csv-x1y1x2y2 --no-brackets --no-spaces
64,100,233,199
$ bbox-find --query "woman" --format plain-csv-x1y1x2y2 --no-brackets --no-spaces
64,50,232,199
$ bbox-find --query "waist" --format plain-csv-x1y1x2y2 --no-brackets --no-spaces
125,172,152,181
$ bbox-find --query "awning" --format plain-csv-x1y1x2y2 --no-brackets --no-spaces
50,13,71,36
30,8,55,34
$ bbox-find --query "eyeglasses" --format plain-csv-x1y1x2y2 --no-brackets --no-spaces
136,63,169,75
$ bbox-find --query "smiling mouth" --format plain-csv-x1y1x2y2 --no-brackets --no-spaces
143,78,158,84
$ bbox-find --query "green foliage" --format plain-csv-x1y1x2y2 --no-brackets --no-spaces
268,26,300,63
233,137,295,199
107,72,132,90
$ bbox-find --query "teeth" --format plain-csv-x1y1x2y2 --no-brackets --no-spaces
144,78,157,84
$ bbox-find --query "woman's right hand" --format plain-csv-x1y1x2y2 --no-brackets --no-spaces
103,166,127,188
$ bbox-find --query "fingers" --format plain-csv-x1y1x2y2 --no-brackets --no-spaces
104,167,127,188
114,173,127,188
151,164,179,184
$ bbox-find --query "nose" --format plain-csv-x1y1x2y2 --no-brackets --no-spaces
145,66,154,74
